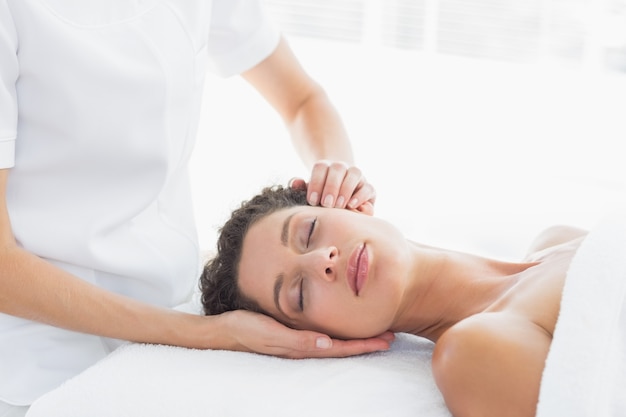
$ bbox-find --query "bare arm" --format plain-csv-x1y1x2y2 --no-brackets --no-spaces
241,37,375,214
241,37,352,166
0,169,391,357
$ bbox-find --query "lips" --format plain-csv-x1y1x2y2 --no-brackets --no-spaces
347,243,369,296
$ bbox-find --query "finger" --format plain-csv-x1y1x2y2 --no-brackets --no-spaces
376,331,396,344
347,182,377,212
320,161,349,208
254,333,325,358
306,161,330,206
355,201,375,216
334,166,362,208
288,177,307,191
276,332,392,359
299,337,392,359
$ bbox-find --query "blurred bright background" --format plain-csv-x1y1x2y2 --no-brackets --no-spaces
190,0,626,260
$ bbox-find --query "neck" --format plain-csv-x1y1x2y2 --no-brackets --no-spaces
391,241,534,342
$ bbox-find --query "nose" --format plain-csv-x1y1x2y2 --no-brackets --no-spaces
305,246,338,282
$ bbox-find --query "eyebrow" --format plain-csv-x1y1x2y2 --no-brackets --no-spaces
273,273,285,316
281,212,296,247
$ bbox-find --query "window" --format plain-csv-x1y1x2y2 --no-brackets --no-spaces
265,0,626,72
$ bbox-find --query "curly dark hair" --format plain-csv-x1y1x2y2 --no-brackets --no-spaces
200,185,309,316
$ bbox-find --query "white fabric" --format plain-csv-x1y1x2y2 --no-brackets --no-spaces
536,211,626,417
0,0,18,168
0,0,279,405
0,400,28,417
25,331,450,417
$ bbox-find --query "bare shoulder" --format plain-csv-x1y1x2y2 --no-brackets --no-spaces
432,313,551,417
526,225,588,257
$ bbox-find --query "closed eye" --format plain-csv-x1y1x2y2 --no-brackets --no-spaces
298,276,305,311
306,217,317,248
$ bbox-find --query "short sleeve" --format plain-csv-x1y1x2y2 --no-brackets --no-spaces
206,0,280,77
0,0,18,168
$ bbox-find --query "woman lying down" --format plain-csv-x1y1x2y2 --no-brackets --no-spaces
200,185,586,417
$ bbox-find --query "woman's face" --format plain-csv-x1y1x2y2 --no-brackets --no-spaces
237,206,412,339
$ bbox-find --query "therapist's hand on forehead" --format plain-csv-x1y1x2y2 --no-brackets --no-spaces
290,160,376,216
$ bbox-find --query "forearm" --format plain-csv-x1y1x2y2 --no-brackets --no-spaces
0,244,217,349
241,37,354,169
286,86,354,168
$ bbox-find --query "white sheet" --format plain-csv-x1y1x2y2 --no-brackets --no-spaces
536,211,626,416
26,329,450,417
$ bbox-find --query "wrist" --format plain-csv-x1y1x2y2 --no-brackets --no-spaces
165,310,234,350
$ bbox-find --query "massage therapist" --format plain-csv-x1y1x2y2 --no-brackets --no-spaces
0,1,392,414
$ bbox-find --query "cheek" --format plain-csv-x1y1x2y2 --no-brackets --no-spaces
302,290,343,332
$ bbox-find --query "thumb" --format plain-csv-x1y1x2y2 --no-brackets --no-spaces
314,336,333,349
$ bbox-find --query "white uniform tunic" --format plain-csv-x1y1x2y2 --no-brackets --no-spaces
0,0,279,404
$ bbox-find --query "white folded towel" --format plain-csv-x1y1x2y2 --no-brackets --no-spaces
26,330,450,417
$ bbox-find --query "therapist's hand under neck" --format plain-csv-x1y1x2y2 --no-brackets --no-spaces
290,160,376,216
216,310,394,359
